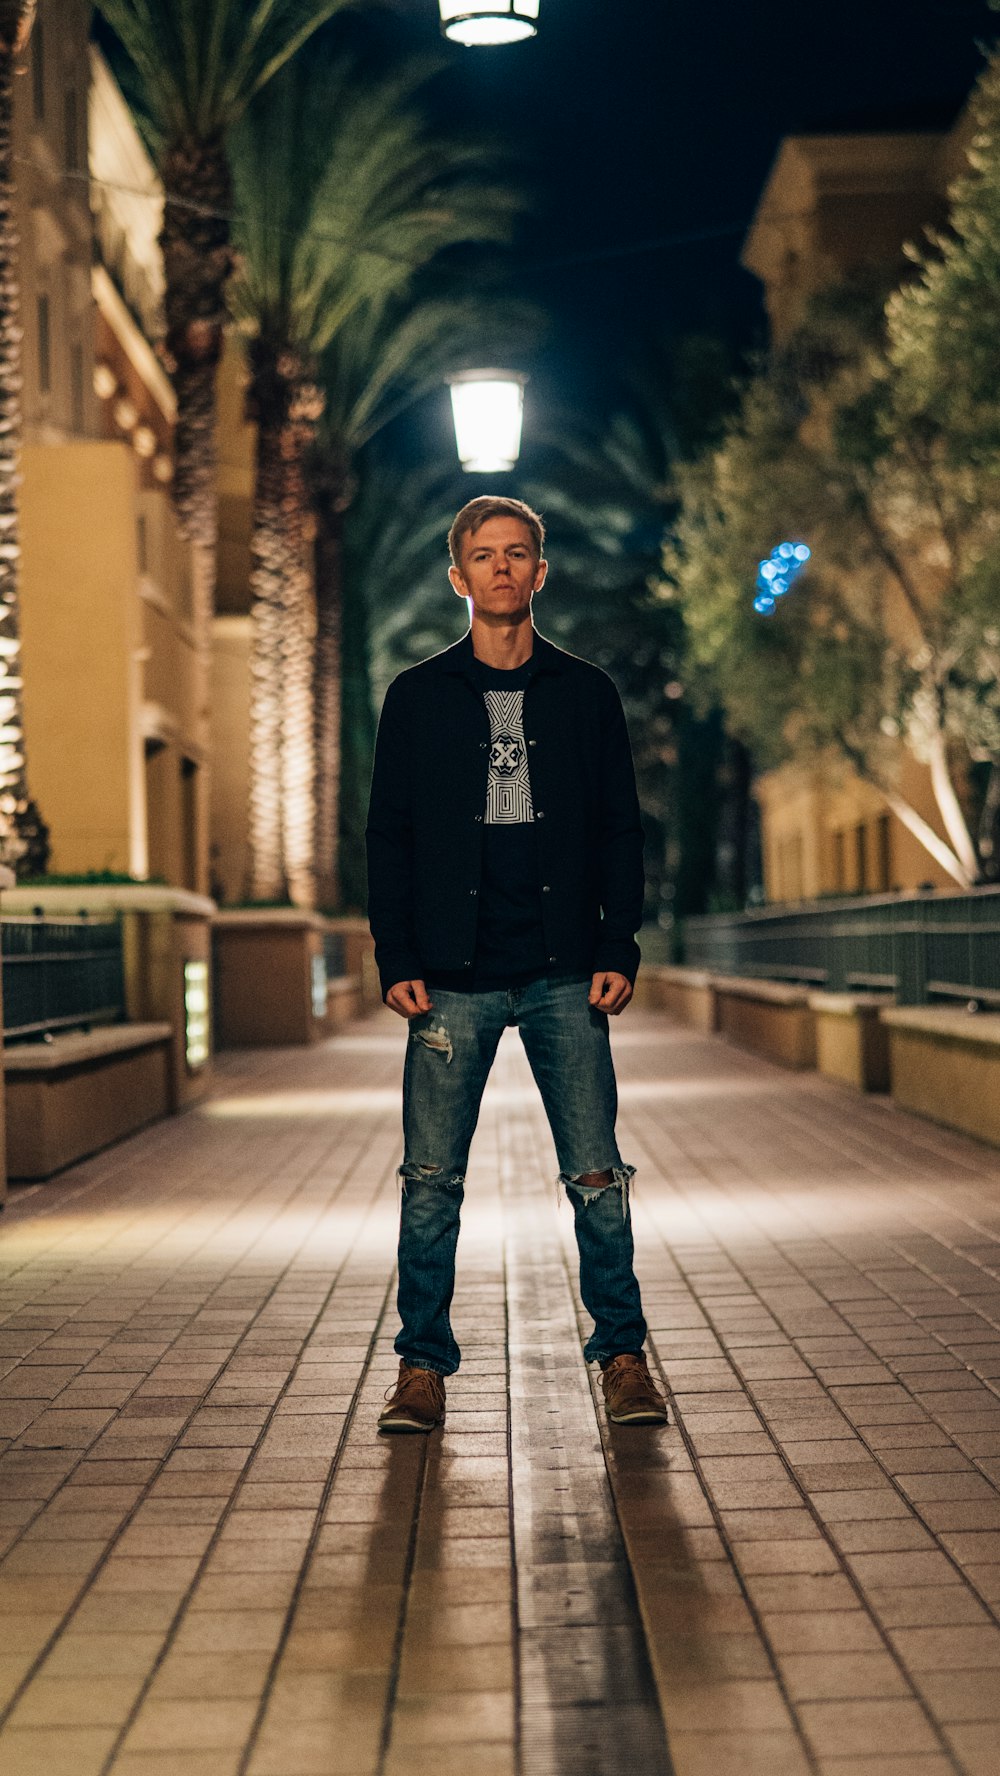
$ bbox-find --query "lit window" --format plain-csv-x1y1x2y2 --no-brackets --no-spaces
184,960,210,1070
311,953,327,1020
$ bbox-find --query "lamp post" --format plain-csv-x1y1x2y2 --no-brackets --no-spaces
448,370,527,472
439,1,539,46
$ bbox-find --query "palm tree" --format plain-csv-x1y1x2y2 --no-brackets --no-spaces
310,288,534,906
0,2,47,875
92,0,350,627
337,452,469,908
230,51,522,904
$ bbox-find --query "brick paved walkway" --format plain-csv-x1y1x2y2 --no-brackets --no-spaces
1,1009,1000,1776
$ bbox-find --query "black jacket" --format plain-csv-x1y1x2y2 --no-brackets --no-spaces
365,629,645,999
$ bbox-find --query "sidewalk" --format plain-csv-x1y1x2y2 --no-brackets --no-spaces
1,1008,999,1776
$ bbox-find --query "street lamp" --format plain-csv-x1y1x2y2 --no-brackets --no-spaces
448,370,527,472
439,1,539,46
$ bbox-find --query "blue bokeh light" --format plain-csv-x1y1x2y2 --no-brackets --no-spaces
753,540,812,615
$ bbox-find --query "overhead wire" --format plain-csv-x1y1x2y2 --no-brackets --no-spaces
14,152,804,275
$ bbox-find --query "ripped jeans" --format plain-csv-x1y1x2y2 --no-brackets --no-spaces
395,975,646,1375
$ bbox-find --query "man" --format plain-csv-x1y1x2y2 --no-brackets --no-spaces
366,494,668,1432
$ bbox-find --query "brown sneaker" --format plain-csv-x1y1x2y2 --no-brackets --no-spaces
378,1361,446,1434
600,1353,669,1425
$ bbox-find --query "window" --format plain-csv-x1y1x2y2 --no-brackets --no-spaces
181,757,199,891
70,340,85,432
31,20,44,122
64,87,79,172
875,813,892,893
833,829,846,894
855,822,868,894
37,294,51,395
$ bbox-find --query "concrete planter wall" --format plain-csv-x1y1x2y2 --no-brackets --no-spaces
712,974,817,1070
657,966,718,1032
808,992,892,1093
5,1023,171,1180
213,910,329,1048
2,884,216,1114
882,1007,1000,1148
324,915,380,1012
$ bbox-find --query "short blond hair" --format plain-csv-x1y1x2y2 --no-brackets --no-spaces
448,495,545,567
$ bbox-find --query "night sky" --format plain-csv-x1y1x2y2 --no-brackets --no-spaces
389,0,998,428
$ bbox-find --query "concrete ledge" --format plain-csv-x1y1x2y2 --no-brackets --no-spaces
634,965,717,1032
808,992,892,1093
881,1007,1000,1147
4,1022,172,1180
713,974,817,1070
4,1021,171,1071
213,912,327,1047
324,974,362,1031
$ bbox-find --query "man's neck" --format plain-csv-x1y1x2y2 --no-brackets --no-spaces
470,616,535,671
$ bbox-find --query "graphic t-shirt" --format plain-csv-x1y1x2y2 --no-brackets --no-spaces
428,654,548,990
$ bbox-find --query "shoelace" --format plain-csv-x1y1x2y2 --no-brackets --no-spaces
384,1367,443,1410
602,1356,655,1397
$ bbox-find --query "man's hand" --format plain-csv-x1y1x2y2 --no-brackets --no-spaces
589,971,632,1016
386,979,433,1019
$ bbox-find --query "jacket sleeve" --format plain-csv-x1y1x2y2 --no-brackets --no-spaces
592,678,645,985
365,677,424,999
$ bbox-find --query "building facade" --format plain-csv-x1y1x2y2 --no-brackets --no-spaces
13,4,208,891
742,121,972,901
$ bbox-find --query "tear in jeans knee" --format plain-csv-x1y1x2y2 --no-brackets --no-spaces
413,1020,453,1064
398,1161,465,1198
561,1163,636,1220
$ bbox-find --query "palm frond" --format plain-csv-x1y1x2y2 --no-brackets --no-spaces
93,0,352,146
230,50,523,374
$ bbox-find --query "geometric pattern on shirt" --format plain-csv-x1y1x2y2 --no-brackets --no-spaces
483,688,534,824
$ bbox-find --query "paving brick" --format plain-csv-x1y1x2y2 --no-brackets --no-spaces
2,1012,1000,1774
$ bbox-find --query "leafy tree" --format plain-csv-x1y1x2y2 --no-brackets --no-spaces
230,50,522,903
888,35,1000,868
92,0,350,625
0,3,47,875
663,279,1000,888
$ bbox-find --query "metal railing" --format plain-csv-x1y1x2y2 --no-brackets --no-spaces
2,916,126,1043
684,887,1000,1007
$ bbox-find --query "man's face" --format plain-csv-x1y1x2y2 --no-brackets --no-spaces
449,517,547,619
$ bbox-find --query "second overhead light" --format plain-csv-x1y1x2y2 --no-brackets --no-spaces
439,1,539,47
448,370,527,473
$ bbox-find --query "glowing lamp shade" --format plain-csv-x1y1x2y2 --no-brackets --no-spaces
439,0,539,45
449,370,526,472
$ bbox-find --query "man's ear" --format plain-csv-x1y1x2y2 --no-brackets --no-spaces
533,557,549,593
448,563,468,600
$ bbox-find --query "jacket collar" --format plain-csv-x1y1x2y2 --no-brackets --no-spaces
438,627,565,683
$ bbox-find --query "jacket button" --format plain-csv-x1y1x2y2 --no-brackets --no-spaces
529,739,537,747
475,815,483,823
463,960,472,968
548,955,557,963
480,742,487,749
469,889,477,896
542,885,551,893
536,811,545,820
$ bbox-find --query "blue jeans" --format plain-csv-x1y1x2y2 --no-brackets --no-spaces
395,974,647,1375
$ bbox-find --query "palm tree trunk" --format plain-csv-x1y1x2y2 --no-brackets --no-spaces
246,411,288,902
0,22,46,877
311,464,349,911
159,137,232,630
245,352,320,906
280,427,318,911
314,458,358,909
